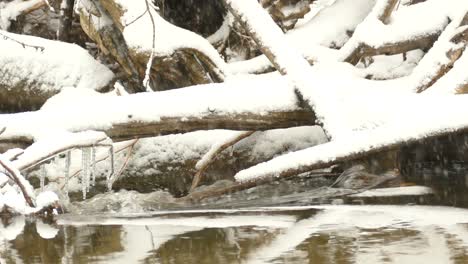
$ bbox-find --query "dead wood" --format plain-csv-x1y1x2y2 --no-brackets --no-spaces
344,34,439,65
180,127,468,203
189,131,255,192
57,0,76,42
342,0,437,65
376,0,399,24
416,18,468,93
0,159,35,207
0,108,314,148
107,110,314,142
81,0,226,92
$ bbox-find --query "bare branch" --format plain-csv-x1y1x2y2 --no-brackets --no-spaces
0,158,35,207
190,131,255,192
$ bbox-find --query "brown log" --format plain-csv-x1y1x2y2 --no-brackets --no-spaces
107,110,314,142
376,0,399,24
0,109,314,148
344,34,439,65
79,0,144,92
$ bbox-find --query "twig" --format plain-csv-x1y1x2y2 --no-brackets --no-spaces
0,31,45,51
190,131,255,192
143,0,157,91
0,159,34,207
109,139,138,187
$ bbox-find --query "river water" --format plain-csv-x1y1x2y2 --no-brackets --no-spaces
1,167,468,263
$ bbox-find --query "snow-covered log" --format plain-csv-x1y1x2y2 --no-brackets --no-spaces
77,0,228,91
0,81,314,146
0,29,114,112
415,13,468,92
339,0,451,64
233,95,468,182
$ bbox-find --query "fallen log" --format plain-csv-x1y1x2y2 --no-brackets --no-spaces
0,30,114,112
78,0,227,91
181,98,468,202
0,81,315,146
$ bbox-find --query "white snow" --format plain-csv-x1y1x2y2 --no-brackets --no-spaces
0,215,24,240
36,220,59,239
0,0,44,29
35,191,59,208
0,30,114,93
58,214,297,229
350,186,434,197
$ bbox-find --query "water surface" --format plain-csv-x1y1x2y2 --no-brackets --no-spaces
1,205,468,264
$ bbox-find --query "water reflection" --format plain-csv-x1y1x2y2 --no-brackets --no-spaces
0,206,467,263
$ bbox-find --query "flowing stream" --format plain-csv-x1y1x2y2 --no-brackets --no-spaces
1,164,468,263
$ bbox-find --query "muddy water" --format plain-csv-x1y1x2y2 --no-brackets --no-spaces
1,165,468,264
0,205,468,264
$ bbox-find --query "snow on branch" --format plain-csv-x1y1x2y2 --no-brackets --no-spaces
12,131,111,171
0,156,35,207
190,131,255,192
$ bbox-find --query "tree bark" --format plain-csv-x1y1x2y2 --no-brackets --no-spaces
57,0,75,42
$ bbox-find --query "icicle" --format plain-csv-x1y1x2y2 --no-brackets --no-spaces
91,146,96,186
40,163,46,191
107,145,114,191
64,150,71,199
81,148,91,200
